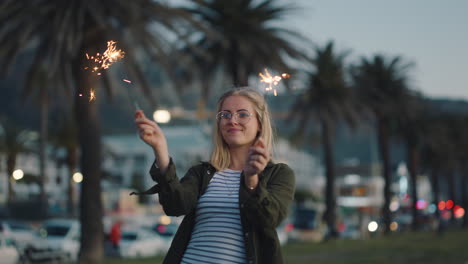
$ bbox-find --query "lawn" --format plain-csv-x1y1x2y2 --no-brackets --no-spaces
102,230,468,264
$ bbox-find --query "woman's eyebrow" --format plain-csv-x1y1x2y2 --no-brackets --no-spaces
221,109,248,112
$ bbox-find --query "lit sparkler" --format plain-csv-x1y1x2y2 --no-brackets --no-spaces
81,40,125,102
258,69,290,96
85,40,125,73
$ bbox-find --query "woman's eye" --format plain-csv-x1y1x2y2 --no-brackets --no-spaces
238,112,249,118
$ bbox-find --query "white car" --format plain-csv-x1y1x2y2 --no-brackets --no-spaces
0,236,20,264
0,220,38,249
40,219,80,261
119,228,166,258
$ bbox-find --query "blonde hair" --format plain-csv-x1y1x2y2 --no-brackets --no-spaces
210,87,274,171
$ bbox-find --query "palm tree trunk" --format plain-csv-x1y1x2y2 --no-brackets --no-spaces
74,50,104,264
377,118,392,234
229,39,247,86
430,167,443,233
447,168,457,226
67,147,78,217
321,117,338,238
6,154,16,203
460,161,468,229
39,84,48,217
407,144,419,231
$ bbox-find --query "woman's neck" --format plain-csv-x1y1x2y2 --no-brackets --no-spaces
228,145,250,171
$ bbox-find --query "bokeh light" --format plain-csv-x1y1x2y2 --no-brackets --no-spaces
389,200,399,212
12,169,24,180
368,221,378,232
159,215,171,225
416,199,428,210
438,201,446,211
454,206,465,218
446,200,454,210
73,172,83,183
153,109,171,123
390,221,398,231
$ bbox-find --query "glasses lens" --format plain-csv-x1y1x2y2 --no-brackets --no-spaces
237,110,251,123
217,111,232,120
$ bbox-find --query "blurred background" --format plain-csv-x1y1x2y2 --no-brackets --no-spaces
0,0,467,263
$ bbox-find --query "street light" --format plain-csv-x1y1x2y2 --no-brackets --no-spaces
153,109,171,123
73,172,83,183
12,169,24,180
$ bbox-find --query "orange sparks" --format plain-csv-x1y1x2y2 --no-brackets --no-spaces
89,89,96,102
258,69,290,96
85,40,125,73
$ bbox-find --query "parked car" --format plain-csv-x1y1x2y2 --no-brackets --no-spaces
119,228,166,258
40,218,80,261
0,220,37,250
0,236,20,264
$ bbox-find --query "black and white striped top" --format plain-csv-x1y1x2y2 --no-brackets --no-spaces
181,169,246,264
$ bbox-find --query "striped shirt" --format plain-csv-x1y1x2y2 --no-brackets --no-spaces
181,169,246,264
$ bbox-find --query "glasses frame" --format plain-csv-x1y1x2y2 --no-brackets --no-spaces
216,110,253,124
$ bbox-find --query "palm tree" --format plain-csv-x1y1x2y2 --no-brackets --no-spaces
351,54,414,234
182,0,308,88
396,93,429,231
0,1,193,262
290,41,359,239
0,117,37,203
419,111,455,233
50,110,79,217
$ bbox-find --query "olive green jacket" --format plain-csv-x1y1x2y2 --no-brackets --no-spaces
146,158,295,264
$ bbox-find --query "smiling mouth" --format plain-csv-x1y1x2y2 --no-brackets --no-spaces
227,129,241,133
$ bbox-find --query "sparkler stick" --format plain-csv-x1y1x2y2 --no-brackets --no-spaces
258,68,290,96
122,79,141,110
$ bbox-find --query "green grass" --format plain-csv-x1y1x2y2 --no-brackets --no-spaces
102,230,468,264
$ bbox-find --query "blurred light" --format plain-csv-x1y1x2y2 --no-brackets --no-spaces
157,224,167,234
73,172,83,183
441,210,451,220
12,169,24,180
159,215,171,225
428,204,437,214
446,200,454,210
416,199,428,210
402,193,410,202
454,207,465,219
344,174,360,185
153,109,171,123
390,221,398,231
285,223,294,233
368,221,378,232
438,201,446,211
390,200,400,212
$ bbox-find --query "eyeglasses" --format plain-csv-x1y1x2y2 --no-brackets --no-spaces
216,110,252,124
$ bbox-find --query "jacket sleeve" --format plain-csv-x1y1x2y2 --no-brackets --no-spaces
149,158,201,217
240,163,295,229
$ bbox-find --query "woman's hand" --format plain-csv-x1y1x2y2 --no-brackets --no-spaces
134,110,169,171
244,138,270,190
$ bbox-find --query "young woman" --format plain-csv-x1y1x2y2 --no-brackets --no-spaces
134,87,295,264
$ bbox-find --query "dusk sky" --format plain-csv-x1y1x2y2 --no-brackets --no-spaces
283,0,468,100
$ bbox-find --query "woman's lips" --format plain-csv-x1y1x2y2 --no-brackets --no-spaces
227,128,241,133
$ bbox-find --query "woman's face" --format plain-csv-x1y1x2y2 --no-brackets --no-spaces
219,95,260,148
